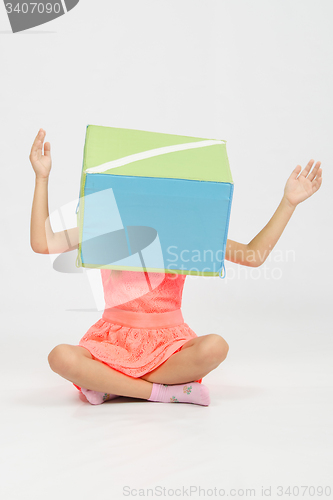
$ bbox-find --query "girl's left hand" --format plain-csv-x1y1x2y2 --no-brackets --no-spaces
283,159,323,208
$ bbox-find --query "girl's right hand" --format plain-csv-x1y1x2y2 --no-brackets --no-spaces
29,128,52,179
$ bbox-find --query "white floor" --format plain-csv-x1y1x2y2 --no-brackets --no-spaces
2,308,332,500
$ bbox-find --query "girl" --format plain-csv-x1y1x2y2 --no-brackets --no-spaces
30,128,323,406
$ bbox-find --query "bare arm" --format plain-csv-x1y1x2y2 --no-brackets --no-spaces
246,196,296,267
225,159,323,267
30,128,79,254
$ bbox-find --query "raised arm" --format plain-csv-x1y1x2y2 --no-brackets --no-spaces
225,159,323,267
30,128,80,254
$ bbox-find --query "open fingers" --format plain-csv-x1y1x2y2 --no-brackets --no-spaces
289,164,302,181
300,159,315,177
312,168,323,191
307,161,321,182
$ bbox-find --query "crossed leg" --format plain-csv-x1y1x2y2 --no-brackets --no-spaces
140,334,228,384
48,334,229,401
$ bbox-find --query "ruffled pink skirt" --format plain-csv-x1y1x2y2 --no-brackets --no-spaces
73,307,202,392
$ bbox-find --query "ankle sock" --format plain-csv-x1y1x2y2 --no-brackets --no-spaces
81,387,120,405
148,382,210,406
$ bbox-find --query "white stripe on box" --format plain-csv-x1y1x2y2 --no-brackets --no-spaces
85,139,225,174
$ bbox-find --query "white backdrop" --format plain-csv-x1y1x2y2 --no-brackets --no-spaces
1,1,332,499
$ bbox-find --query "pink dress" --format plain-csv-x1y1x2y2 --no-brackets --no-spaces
73,269,202,392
